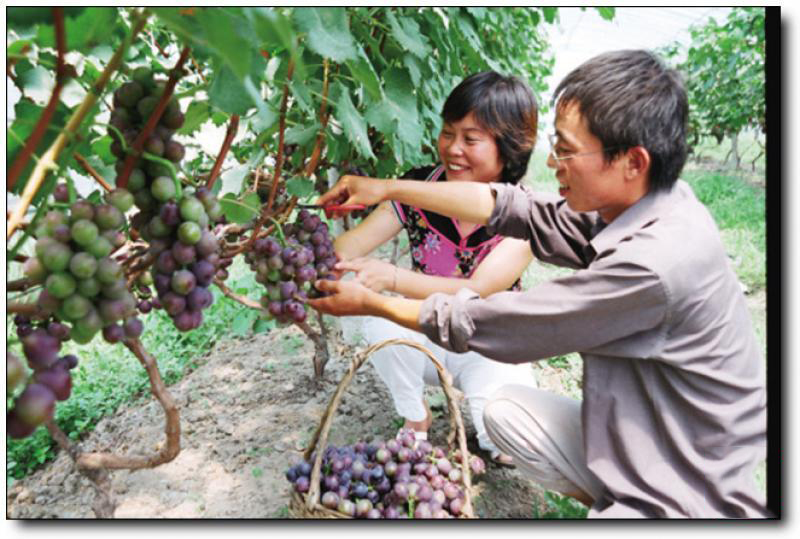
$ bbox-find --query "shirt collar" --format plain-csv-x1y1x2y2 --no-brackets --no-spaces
588,181,687,257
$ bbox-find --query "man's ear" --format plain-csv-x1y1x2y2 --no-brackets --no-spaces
625,146,651,181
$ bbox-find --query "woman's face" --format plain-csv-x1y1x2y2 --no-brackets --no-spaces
437,111,504,183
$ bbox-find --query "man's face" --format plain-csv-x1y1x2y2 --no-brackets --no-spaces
547,101,633,223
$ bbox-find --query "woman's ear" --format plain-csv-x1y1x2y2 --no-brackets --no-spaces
624,146,651,182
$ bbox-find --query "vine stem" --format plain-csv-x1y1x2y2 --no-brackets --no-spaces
117,44,191,189
266,57,295,213
214,278,263,310
206,114,240,188
73,153,112,192
7,7,68,191
303,58,331,178
45,420,116,518
6,9,150,241
75,337,181,470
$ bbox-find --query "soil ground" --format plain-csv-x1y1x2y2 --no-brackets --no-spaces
7,322,562,519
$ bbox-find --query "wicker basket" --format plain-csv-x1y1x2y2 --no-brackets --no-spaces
288,338,476,519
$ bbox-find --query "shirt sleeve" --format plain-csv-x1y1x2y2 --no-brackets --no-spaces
487,182,599,269
418,258,668,363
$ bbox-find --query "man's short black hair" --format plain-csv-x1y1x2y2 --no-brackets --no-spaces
553,50,689,191
442,71,538,184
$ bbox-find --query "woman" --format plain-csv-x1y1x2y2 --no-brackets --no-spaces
334,71,539,465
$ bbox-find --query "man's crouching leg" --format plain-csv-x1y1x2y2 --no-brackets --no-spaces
483,384,604,508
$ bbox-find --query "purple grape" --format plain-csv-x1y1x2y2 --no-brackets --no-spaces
123,317,144,339
61,354,79,369
153,272,172,296
34,364,72,401
47,321,71,341
172,309,194,331
138,300,153,314
186,286,213,310
102,323,126,343
267,301,283,317
172,241,197,265
294,475,310,494
279,281,297,301
159,201,181,226
324,474,340,491
22,330,60,370
449,497,464,516
162,292,187,316
53,183,70,202
191,260,216,287
14,383,56,427
7,409,37,439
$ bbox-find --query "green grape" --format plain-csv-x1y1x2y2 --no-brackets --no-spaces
45,272,77,299
71,219,99,246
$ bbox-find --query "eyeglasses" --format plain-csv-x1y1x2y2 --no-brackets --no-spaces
547,134,615,163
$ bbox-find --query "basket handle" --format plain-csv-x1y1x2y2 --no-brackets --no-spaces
301,337,475,518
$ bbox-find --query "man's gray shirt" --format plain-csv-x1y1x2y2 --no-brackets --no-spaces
418,180,768,518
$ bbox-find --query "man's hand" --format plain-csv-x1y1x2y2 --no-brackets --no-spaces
315,174,388,217
335,257,395,293
307,279,377,317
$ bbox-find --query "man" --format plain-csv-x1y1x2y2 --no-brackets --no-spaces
309,50,768,518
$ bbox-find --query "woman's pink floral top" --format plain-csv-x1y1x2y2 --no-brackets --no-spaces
391,165,522,291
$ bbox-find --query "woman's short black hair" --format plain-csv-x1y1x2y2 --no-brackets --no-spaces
441,71,538,184
553,50,689,191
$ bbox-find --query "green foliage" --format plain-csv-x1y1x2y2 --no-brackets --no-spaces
533,491,589,519
661,8,765,149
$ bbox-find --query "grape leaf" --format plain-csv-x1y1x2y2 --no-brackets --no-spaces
292,8,357,63
195,8,252,79
345,45,382,101
35,8,117,53
365,67,422,152
285,123,320,146
385,11,430,59
595,7,615,21
219,163,251,196
333,83,375,160
90,136,114,165
219,192,261,224
541,8,558,24
178,101,211,136
286,176,315,198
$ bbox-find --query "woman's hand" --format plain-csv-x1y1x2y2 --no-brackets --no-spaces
315,174,388,216
307,279,376,317
335,257,395,293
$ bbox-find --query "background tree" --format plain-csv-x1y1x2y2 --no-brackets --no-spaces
661,7,765,169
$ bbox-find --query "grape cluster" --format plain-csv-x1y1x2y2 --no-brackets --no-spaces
7,316,80,439
139,186,228,332
244,209,338,325
24,187,144,346
285,429,485,519
109,67,185,189
110,69,228,332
